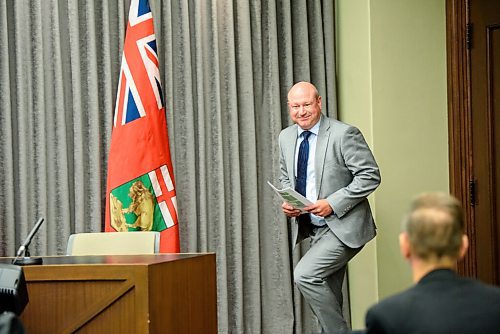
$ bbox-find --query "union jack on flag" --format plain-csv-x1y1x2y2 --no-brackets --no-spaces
105,0,180,253
114,0,164,126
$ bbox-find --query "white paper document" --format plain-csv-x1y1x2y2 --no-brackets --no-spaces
267,181,312,212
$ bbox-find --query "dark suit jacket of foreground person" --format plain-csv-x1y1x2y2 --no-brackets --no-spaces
363,268,500,334
279,114,380,249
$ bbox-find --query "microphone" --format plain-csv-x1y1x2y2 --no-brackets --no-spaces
12,218,45,266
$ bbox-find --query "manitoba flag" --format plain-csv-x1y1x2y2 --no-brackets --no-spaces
105,0,179,252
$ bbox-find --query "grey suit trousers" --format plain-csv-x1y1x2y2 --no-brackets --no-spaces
294,226,361,334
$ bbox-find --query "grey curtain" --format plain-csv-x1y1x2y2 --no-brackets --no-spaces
0,0,337,333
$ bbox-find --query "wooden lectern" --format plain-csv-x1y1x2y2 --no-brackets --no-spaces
10,254,217,333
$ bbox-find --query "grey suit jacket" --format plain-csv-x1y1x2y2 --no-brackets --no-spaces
279,114,380,248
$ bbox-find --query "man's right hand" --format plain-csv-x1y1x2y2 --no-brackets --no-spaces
282,202,302,217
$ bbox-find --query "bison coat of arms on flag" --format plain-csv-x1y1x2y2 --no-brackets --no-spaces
109,165,177,233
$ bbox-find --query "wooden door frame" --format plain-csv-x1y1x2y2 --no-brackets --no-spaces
446,0,476,278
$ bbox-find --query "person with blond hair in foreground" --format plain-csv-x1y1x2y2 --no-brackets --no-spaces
358,192,500,334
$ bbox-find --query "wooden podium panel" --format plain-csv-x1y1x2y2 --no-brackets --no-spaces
11,254,217,334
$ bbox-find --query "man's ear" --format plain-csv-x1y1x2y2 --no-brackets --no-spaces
399,232,411,260
458,234,469,260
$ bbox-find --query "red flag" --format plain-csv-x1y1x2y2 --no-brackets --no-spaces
105,0,179,253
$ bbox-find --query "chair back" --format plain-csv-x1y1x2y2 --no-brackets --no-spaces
66,231,160,255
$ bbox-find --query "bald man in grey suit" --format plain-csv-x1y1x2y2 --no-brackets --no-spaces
279,82,380,333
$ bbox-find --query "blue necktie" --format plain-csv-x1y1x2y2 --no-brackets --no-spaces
295,131,312,197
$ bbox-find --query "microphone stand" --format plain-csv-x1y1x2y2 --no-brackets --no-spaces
12,218,45,266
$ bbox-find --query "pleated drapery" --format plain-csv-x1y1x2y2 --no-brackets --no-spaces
0,1,337,332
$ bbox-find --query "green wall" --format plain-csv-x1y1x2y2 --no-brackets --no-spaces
336,0,449,330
